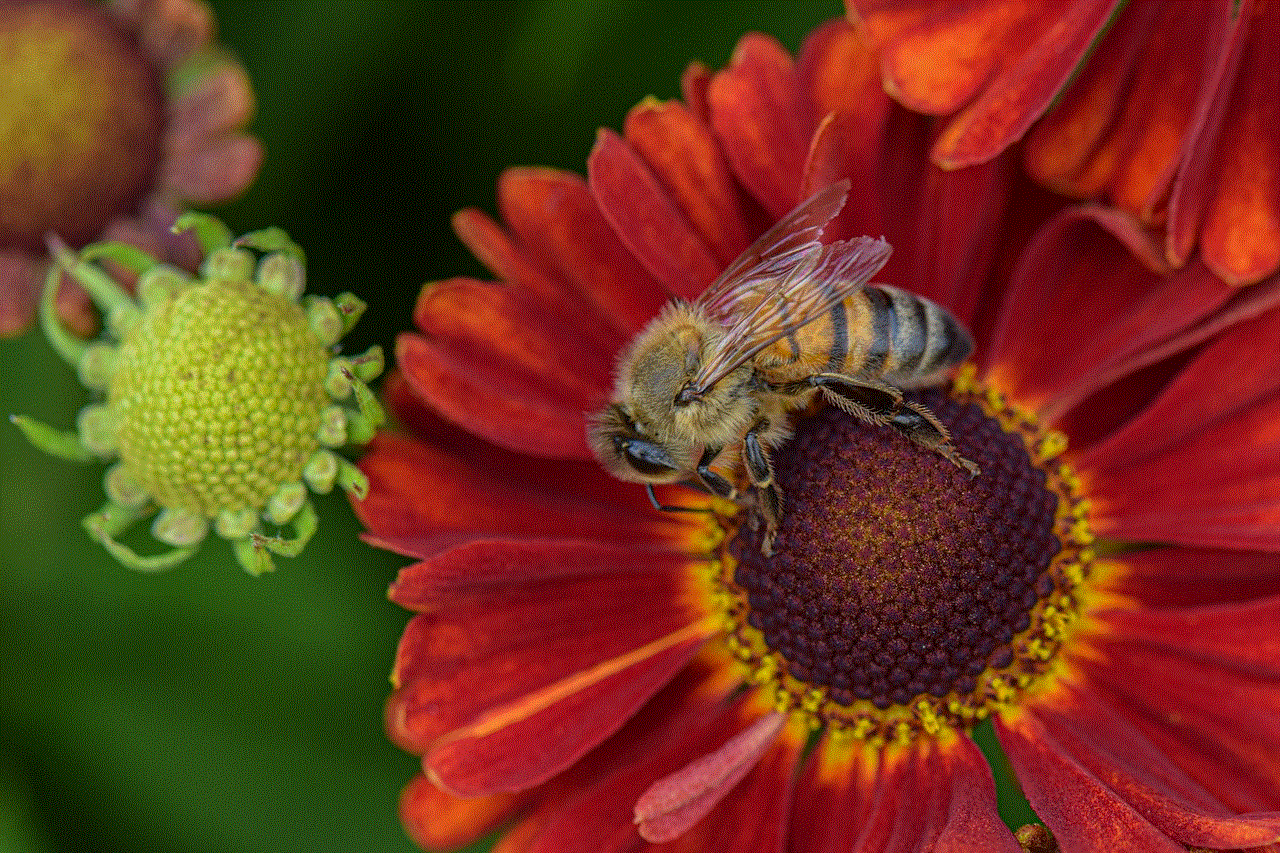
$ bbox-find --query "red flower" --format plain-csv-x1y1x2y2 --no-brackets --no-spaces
0,0,262,337
849,0,1280,287
356,20,1280,853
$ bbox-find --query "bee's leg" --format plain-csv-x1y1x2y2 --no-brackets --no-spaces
644,483,714,515
808,373,980,477
742,420,782,556
694,445,738,500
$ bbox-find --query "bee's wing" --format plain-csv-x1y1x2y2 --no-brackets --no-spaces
698,179,852,323
689,184,891,396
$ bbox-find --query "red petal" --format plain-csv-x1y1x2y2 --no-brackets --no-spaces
1003,681,1280,848
1083,638,1280,812
681,61,713,124
622,98,752,272
668,717,805,853
518,668,740,853
450,207,620,349
1022,1,1154,193
399,774,525,852
868,1,1067,116
498,168,670,335
387,560,706,757
707,33,810,218
396,332,594,459
634,710,785,843
386,537,696,613
1106,546,1280,608
354,431,677,547
167,64,256,149
996,708,1187,853
788,738,878,853
587,130,723,297
790,732,1019,853
1195,2,1280,285
1163,0,1252,270
1087,391,1280,552
932,0,1121,169
425,621,712,796
799,19,888,136
1079,302,1280,470
0,253,37,337
412,277,611,397
983,207,1246,418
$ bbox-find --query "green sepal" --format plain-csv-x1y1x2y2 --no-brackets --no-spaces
79,241,160,277
172,212,233,255
350,345,385,382
250,500,318,560
255,253,305,301
336,459,368,501
332,292,367,335
232,535,275,575
347,373,385,431
38,262,88,368
9,415,95,462
203,247,255,282
302,449,339,494
46,234,136,322
236,227,305,265
84,502,196,573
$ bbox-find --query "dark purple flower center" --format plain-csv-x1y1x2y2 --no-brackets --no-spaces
0,0,165,252
722,387,1087,735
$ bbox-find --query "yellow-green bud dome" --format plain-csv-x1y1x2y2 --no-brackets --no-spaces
110,277,329,516
14,216,384,574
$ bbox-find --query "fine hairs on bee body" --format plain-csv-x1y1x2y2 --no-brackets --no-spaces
588,179,978,554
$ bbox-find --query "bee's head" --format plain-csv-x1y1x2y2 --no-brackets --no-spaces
586,403,694,484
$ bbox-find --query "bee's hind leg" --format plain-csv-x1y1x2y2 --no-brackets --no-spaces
742,420,782,556
809,373,980,477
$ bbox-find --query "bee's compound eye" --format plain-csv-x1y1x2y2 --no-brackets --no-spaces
619,439,679,478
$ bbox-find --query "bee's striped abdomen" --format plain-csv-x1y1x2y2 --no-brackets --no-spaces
864,285,972,386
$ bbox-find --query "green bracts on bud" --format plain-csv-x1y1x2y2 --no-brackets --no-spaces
13,217,385,574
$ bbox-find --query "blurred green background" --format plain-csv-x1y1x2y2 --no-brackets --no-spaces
0,3,835,851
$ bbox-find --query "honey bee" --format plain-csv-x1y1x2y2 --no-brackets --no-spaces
587,179,978,552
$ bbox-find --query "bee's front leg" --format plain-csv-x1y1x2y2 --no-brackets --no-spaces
742,420,781,556
695,445,737,500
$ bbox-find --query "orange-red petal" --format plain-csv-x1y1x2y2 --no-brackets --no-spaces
634,710,786,843
622,98,752,274
981,208,1280,419
497,168,670,335
399,774,525,852
789,732,1020,853
707,33,810,219
588,130,723,297
395,332,594,459
1002,678,1280,849
1105,546,1280,609
425,620,710,797
1193,1,1280,285
355,431,677,550
931,0,1120,169
415,278,612,390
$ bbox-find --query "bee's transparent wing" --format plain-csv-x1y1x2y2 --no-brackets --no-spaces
698,179,852,323
689,182,891,396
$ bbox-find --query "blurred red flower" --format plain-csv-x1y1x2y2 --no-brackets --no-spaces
0,0,261,336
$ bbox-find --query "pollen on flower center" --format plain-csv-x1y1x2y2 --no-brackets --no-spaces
716,374,1093,742
0,0,164,251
